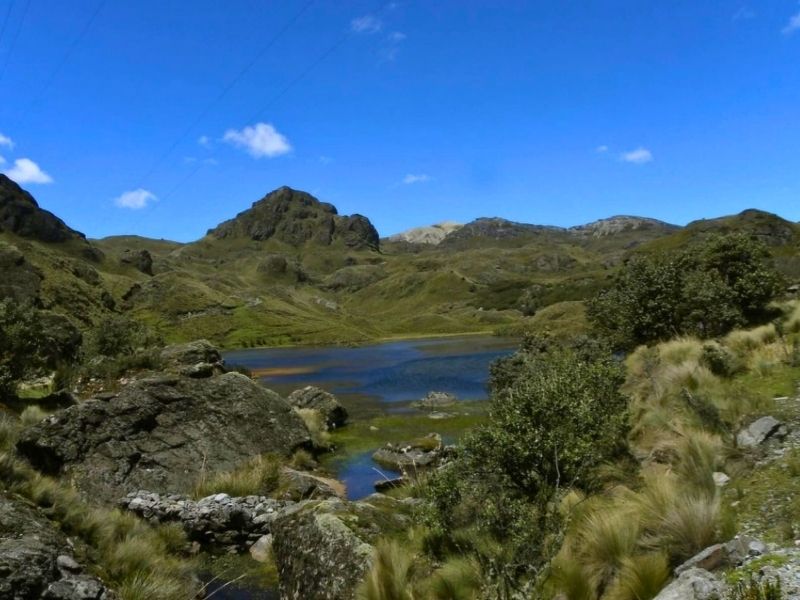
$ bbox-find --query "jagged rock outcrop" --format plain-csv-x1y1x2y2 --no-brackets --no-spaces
653,568,724,600
207,186,379,250
570,215,679,237
119,249,153,275
0,493,114,599
0,174,85,243
271,496,413,600
386,221,463,245
287,386,348,430
323,265,385,291
0,241,42,302
16,372,311,504
442,217,564,247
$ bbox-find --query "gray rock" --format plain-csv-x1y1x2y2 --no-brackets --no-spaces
413,391,458,410
160,340,224,377
17,372,311,504
0,241,42,303
737,416,785,448
0,493,113,599
713,472,731,487
372,433,445,471
119,490,291,551
119,249,153,276
676,544,728,575
271,498,411,600
279,467,345,501
654,568,724,600
249,534,273,563
287,386,348,430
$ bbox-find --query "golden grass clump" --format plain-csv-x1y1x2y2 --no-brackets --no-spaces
357,539,416,600
605,553,670,600
657,337,704,367
194,453,282,499
427,557,483,600
786,301,800,334
19,405,48,427
295,407,331,449
724,324,778,356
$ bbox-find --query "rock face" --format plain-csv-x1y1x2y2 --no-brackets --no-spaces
119,248,153,275
287,386,348,430
737,416,787,448
17,372,311,504
271,497,411,600
442,217,563,247
0,241,42,302
208,186,379,250
0,493,113,599
569,215,679,237
0,174,85,243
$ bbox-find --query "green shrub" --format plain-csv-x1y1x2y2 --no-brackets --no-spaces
727,575,783,600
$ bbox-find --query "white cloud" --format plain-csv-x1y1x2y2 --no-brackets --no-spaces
0,133,13,149
620,147,653,164
403,173,431,184
382,31,407,60
3,158,53,184
596,145,609,153
222,122,292,158
114,188,157,210
388,31,406,42
783,10,800,34
351,15,382,34
0,155,5,166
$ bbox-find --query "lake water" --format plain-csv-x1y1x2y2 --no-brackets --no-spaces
224,335,517,500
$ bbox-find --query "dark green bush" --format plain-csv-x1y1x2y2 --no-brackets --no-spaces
587,234,784,349
701,343,742,377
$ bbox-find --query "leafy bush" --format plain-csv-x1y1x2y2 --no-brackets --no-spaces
85,314,161,359
588,234,784,349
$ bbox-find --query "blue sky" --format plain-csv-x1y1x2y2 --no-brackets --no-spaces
1,1,799,242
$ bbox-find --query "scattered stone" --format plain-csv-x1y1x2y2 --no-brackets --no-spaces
428,411,454,420
713,472,731,487
287,386,348,430
120,490,292,551
737,416,786,448
676,544,728,575
374,476,405,493
249,534,273,563
653,568,723,600
413,391,458,410
17,372,311,504
279,467,345,501
372,433,446,471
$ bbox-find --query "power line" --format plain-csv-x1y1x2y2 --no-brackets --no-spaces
0,0,15,51
0,0,30,85
130,0,316,190
32,0,107,106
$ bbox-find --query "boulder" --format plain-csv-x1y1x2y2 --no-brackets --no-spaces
160,340,224,378
17,372,311,504
271,497,411,600
736,416,786,448
279,467,345,501
413,391,458,410
119,249,153,276
675,544,727,575
372,433,446,471
0,242,42,303
287,386,348,430
653,568,724,600
0,493,114,599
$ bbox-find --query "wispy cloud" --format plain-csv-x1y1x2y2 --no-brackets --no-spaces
783,8,800,34
4,158,53,184
198,135,211,148
114,188,157,210
351,15,382,34
403,173,431,184
184,156,219,166
596,145,609,153
0,156,5,166
382,31,407,60
223,122,292,158
319,155,333,165
732,6,755,21
620,147,653,164
0,133,13,149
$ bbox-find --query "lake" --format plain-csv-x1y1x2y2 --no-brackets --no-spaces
224,335,518,499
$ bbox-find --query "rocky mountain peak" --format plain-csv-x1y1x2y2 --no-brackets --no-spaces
386,221,464,245
0,174,85,242
207,186,379,250
570,215,680,237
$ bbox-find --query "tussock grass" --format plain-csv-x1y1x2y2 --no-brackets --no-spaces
658,338,704,366
786,302,800,334
724,325,778,356
672,430,723,497
116,571,188,600
19,405,48,427
576,508,640,587
551,550,597,600
194,453,282,499
295,408,331,449
0,415,18,451
605,554,670,600
357,539,416,600
427,557,482,600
